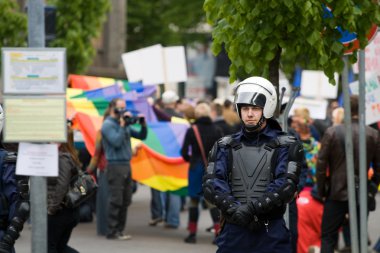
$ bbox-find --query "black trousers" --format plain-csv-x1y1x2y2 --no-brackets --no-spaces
288,199,298,253
48,207,80,253
106,163,132,236
321,199,366,253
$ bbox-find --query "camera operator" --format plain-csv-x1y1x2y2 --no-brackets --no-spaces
101,98,147,240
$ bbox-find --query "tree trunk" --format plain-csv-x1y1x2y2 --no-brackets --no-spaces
268,47,282,117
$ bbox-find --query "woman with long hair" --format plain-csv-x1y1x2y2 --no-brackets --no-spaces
85,99,115,236
180,103,223,244
47,126,81,253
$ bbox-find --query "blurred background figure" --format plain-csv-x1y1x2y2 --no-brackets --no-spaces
291,107,323,253
210,99,235,136
86,103,113,236
47,127,81,253
331,107,344,126
222,99,241,133
181,103,223,244
292,107,321,141
157,90,182,229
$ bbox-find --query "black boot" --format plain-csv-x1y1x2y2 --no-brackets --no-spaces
184,233,196,244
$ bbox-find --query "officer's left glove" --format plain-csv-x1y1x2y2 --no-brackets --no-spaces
0,241,12,253
226,202,256,226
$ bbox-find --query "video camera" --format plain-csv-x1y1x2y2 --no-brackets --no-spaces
124,115,140,125
114,108,144,125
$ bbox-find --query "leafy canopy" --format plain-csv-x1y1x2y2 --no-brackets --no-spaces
204,0,380,84
127,0,207,51
0,0,27,64
49,0,110,74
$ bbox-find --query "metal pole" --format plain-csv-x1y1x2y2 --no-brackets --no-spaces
358,50,368,253
342,56,359,253
28,0,47,253
281,87,299,228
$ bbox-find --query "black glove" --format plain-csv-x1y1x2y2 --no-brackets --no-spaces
368,181,378,195
226,202,256,226
139,116,145,125
0,241,11,253
288,141,304,162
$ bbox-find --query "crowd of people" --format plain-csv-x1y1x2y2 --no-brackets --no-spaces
0,75,380,253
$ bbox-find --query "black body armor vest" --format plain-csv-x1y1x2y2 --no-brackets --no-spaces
230,143,277,204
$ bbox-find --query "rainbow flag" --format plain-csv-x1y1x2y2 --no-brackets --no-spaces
69,74,144,91
67,96,158,123
73,112,189,195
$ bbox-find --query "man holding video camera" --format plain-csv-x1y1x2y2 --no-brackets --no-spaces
101,98,147,240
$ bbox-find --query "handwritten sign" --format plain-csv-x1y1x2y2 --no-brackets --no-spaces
349,72,380,125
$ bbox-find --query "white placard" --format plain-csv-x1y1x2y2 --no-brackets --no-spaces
300,70,338,99
121,49,143,83
141,44,165,85
288,96,328,120
16,142,59,177
122,44,165,85
164,46,187,83
2,48,66,94
122,44,187,85
353,32,380,73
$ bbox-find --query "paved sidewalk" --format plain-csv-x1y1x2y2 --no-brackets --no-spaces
15,185,380,253
15,185,217,253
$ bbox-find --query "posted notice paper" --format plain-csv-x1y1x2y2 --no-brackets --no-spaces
16,142,59,177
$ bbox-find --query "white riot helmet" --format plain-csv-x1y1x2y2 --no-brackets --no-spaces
234,76,277,131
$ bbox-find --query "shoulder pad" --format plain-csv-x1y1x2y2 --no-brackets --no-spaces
4,152,17,164
217,136,233,147
266,135,297,149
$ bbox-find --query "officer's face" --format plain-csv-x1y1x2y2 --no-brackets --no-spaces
240,105,263,126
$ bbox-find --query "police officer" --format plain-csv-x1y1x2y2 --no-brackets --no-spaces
0,105,30,253
203,77,304,253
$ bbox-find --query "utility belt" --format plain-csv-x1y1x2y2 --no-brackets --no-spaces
222,211,284,232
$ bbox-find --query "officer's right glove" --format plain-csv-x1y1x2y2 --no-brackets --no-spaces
226,202,256,226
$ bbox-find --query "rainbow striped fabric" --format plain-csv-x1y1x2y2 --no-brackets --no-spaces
68,75,189,195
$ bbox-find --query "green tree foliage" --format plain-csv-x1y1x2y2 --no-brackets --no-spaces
127,0,207,51
50,0,110,74
0,0,27,53
204,0,380,86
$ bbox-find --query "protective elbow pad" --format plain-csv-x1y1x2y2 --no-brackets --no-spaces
203,179,216,204
288,141,304,163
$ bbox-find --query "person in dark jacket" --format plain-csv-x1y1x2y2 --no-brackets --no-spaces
181,103,223,243
47,127,81,253
102,98,147,239
316,95,380,253
203,77,304,253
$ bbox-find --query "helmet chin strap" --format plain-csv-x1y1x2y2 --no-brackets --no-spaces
244,115,265,132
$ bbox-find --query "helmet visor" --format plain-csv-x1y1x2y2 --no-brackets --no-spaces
235,92,266,108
